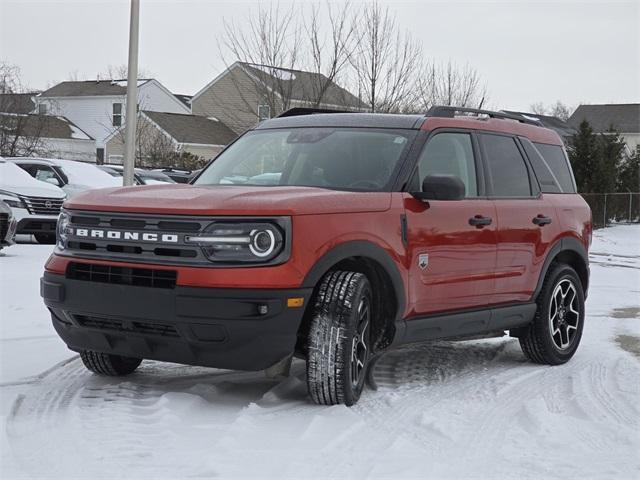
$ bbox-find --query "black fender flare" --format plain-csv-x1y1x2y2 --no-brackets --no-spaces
301,240,406,322
532,236,589,300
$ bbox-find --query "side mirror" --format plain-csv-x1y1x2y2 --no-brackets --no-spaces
44,177,61,187
412,174,465,201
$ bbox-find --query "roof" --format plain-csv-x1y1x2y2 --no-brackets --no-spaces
38,79,152,97
0,93,37,114
568,103,640,133
258,112,425,130
142,111,237,145
503,110,576,139
0,113,93,140
240,63,363,108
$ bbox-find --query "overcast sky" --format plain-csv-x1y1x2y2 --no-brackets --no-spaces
1,0,638,112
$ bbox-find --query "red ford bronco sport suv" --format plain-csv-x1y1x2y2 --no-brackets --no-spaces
41,107,591,406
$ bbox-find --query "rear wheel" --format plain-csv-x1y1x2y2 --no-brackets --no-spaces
34,233,56,244
80,350,142,376
306,271,372,406
519,263,585,365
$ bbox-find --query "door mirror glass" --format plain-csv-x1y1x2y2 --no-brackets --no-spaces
412,174,465,200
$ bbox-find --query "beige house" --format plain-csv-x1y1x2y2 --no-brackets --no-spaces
105,111,237,165
191,62,364,134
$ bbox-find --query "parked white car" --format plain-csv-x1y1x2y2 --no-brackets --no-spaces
0,200,17,250
7,157,120,198
0,158,66,244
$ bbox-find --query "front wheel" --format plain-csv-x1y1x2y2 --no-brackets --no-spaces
306,271,372,406
519,263,585,365
80,350,142,376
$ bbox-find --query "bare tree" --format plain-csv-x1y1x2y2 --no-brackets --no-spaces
218,3,301,123
349,1,423,113
415,61,487,112
529,101,573,121
0,62,49,157
304,1,358,107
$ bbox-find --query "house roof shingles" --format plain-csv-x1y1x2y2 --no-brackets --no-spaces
0,113,93,140
568,103,640,133
143,111,237,145
0,93,38,114
39,79,152,98
241,63,364,108
503,110,576,139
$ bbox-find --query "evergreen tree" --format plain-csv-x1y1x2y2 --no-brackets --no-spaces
568,120,599,192
568,121,625,193
596,128,625,193
617,147,640,192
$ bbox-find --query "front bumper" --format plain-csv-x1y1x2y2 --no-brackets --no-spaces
13,207,58,235
41,272,312,371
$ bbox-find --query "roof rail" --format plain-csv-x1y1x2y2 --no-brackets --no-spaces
277,107,352,118
426,106,543,126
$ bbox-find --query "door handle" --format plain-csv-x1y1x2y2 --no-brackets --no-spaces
469,215,492,228
533,214,552,226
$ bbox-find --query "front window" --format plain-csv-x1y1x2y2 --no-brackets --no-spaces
258,104,271,121
38,103,48,115
112,103,122,127
194,128,416,191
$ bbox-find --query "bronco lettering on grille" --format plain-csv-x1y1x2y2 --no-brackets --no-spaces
73,228,179,243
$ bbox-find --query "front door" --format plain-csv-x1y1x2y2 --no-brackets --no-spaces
404,131,497,316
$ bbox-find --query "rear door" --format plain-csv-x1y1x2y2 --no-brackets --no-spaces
403,130,497,316
479,133,559,305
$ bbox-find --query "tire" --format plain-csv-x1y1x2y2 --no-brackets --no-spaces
306,270,373,406
519,263,585,365
34,233,56,244
80,350,142,376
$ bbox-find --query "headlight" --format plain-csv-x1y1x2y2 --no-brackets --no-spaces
56,211,70,250
185,221,287,264
0,190,25,209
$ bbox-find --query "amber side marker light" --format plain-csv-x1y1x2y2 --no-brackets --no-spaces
287,297,305,308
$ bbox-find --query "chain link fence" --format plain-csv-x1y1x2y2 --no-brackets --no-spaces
581,192,640,229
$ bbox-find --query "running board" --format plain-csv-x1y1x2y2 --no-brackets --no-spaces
397,303,537,346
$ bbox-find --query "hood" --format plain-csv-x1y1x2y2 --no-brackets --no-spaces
0,161,66,199
64,184,392,216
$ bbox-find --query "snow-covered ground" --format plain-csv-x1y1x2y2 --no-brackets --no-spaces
1,226,638,479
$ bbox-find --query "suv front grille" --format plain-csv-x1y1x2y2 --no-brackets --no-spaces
66,262,177,289
20,195,64,215
73,314,180,337
0,213,8,239
62,211,210,265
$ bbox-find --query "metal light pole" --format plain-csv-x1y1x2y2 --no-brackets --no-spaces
123,0,140,187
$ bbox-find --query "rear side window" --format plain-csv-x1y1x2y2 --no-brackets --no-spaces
533,143,576,193
519,138,562,193
480,134,532,197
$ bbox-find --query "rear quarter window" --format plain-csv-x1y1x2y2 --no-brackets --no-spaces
533,142,576,193
519,138,562,194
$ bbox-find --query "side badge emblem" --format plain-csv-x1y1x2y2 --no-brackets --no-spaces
418,253,429,270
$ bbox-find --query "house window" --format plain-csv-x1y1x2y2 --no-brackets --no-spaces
258,104,271,121
108,155,124,165
38,103,48,115
112,103,123,127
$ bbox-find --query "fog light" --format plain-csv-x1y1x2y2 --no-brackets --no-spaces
258,304,269,315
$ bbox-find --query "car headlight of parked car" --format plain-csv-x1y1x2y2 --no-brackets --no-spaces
56,211,70,249
0,190,25,209
185,219,289,264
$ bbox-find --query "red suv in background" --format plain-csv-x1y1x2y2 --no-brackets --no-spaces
41,107,591,406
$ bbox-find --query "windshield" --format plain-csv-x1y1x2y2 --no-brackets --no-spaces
194,128,416,191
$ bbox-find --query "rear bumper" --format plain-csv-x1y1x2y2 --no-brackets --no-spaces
41,272,312,371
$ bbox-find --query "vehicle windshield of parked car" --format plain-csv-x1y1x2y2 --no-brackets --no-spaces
194,128,416,191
